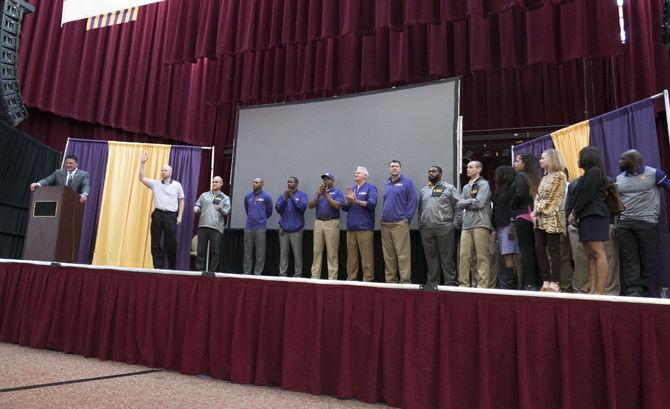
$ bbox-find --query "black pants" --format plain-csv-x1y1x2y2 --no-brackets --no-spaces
534,229,562,283
196,227,223,272
420,225,457,286
151,209,177,269
515,219,540,289
617,220,658,296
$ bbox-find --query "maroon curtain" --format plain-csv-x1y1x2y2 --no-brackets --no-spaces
620,0,670,103
18,2,218,145
163,0,617,66
14,0,670,169
1,262,670,408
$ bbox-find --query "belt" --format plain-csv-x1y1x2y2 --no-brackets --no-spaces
155,209,177,213
317,217,339,221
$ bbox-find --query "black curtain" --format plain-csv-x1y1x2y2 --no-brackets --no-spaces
0,121,60,258
216,229,438,284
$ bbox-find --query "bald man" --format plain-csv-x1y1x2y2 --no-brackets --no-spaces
139,152,185,270
194,176,231,272
616,149,670,296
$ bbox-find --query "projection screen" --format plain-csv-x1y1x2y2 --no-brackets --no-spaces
230,78,460,230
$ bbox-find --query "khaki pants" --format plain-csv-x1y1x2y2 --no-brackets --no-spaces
381,220,411,283
568,224,620,295
346,230,374,281
559,232,574,292
311,219,340,280
459,228,494,288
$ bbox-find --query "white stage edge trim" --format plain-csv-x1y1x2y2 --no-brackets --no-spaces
2,258,669,306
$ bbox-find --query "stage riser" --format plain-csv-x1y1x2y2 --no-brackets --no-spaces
1,262,669,409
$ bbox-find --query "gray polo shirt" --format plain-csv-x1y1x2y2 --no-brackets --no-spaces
617,166,664,224
149,179,184,212
195,191,231,233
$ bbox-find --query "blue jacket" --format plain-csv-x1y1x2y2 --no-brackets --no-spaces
275,190,308,232
342,182,377,230
382,174,417,222
244,190,273,230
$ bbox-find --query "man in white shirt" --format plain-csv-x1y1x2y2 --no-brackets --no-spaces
139,152,185,270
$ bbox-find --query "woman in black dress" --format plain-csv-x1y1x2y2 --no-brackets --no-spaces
568,147,610,294
511,153,542,290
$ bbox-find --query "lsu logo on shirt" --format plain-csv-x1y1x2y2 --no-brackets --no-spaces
432,184,446,198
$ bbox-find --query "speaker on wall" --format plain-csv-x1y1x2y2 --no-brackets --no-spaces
0,0,34,127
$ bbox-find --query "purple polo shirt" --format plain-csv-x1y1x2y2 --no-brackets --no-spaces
342,182,378,230
382,174,417,222
244,190,273,230
315,187,344,219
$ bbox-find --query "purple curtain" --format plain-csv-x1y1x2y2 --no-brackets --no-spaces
589,98,670,294
513,134,555,161
64,139,109,264
169,146,203,270
589,99,658,175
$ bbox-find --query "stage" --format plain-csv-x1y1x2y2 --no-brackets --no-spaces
0,259,668,409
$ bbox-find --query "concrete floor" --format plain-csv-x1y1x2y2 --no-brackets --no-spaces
0,343,391,408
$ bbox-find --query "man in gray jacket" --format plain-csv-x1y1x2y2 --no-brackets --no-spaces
30,154,90,204
194,176,231,272
418,166,462,286
457,161,494,288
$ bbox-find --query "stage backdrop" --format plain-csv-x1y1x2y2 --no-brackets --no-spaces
229,79,460,230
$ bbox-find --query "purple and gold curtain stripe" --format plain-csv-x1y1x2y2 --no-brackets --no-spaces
86,7,138,31
65,139,201,270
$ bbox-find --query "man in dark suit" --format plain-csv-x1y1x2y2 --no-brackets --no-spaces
30,154,90,204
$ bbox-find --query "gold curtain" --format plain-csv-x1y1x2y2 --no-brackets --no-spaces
92,142,172,268
550,121,590,181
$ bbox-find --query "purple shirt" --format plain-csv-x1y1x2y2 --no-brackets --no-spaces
244,190,273,230
342,182,377,230
382,174,417,222
314,187,344,219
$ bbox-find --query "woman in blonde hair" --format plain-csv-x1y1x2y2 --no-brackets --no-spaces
531,149,567,292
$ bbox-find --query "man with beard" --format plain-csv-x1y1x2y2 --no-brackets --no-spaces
418,166,461,286
275,176,308,277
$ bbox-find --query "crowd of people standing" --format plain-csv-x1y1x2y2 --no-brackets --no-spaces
41,149,667,297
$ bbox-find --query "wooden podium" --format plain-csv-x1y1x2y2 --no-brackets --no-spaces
23,186,84,263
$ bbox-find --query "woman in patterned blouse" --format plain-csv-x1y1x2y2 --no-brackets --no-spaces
531,149,567,292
